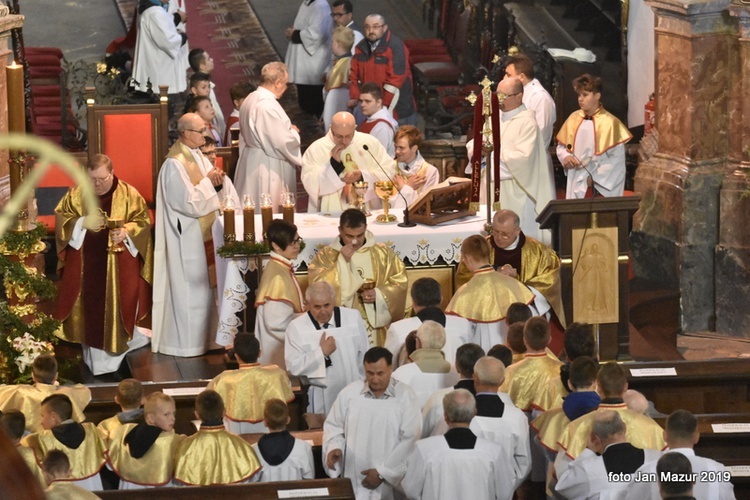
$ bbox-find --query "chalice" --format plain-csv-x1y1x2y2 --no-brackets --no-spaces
353,180,370,216
374,180,397,223
106,218,125,253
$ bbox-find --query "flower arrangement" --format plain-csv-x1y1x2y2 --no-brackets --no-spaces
10,333,54,375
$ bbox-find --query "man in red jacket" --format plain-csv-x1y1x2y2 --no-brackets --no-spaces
347,14,417,125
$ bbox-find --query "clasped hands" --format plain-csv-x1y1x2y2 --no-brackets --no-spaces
207,167,225,187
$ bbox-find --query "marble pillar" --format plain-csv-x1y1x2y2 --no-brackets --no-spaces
632,0,737,332
0,10,25,210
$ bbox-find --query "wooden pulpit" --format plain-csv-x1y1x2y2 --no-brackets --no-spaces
538,196,641,360
408,177,475,226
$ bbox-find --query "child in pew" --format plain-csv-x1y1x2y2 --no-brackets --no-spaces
487,344,513,368
188,48,225,138
200,135,219,167
225,81,256,146
208,333,294,434
1,411,46,487
106,392,184,489
174,390,262,486
252,399,314,482
96,378,144,444
43,450,100,500
23,393,106,491
0,354,90,433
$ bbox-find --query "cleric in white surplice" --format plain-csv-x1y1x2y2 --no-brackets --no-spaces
132,0,188,94
152,113,240,357
285,282,369,416
401,389,514,500
234,62,301,211
323,347,421,499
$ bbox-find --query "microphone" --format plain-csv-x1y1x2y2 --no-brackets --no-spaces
362,144,416,227
566,144,598,198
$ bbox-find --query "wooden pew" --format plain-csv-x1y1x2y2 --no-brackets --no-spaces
624,358,750,415
97,478,355,499
86,376,310,436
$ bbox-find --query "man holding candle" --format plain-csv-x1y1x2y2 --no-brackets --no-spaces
54,154,153,376
153,113,239,357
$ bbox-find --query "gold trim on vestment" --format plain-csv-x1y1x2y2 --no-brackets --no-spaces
555,106,633,156
106,424,184,486
447,267,534,322
23,423,106,479
174,427,261,485
208,364,295,422
167,141,216,241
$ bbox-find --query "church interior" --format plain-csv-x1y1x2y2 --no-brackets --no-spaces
0,0,749,497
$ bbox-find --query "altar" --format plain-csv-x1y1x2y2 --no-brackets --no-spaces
212,208,487,345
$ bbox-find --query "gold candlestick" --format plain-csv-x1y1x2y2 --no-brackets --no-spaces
243,195,255,242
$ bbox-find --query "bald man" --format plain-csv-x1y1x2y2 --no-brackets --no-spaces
301,111,394,212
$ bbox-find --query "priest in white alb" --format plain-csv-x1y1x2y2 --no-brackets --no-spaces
152,113,239,357
234,62,301,211
323,347,421,499
285,282,369,417
401,389,514,500
301,111,394,213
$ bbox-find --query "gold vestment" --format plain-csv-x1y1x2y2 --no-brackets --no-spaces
23,423,106,480
557,403,666,459
254,257,304,312
54,179,153,353
308,238,407,347
530,407,570,453
18,444,46,487
106,423,183,486
0,383,90,433
207,363,294,423
174,426,262,485
500,352,563,412
446,267,534,322
325,56,351,91
456,235,566,326
555,106,633,156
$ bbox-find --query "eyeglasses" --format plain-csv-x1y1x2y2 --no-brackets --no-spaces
291,236,304,245
497,92,521,102
201,150,217,156
186,128,208,134
89,172,112,184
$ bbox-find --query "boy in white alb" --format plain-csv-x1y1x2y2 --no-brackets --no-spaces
253,399,315,482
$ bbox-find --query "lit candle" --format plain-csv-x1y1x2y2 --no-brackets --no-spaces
243,195,255,242
6,61,25,134
282,191,295,224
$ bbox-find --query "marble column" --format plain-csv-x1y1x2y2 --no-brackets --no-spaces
0,9,25,210
631,0,737,332
715,5,750,338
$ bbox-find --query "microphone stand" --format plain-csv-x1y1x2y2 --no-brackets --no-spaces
362,144,416,228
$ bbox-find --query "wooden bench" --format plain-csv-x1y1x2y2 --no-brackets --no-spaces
97,478,355,499
624,358,750,415
86,375,310,436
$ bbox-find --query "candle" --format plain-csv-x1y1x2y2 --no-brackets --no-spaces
6,61,25,134
223,208,236,242
282,203,295,224
261,206,273,239
9,158,21,195
243,206,255,242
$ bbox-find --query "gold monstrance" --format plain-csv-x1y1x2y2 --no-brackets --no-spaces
466,76,497,234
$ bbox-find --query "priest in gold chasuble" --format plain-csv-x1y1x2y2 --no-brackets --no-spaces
54,154,153,376
308,209,407,347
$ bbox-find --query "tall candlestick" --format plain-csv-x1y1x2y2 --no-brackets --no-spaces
223,208,236,242
9,156,21,195
243,206,255,242
6,61,26,134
